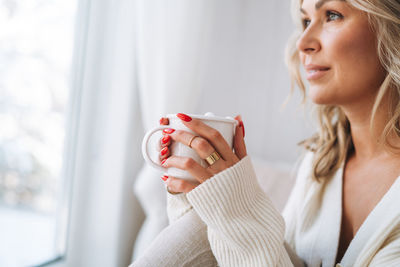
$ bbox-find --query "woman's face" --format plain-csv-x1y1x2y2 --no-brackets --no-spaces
297,0,386,106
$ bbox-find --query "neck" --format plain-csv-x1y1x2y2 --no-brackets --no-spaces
341,92,397,160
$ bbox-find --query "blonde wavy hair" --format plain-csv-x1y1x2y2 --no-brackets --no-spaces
285,0,400,182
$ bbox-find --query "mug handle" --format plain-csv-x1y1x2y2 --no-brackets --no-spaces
142,126,170,172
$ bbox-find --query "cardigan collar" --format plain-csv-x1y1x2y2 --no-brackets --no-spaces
341,175,400,266
320,163,400,267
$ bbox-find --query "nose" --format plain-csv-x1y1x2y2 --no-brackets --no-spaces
296,26,321,54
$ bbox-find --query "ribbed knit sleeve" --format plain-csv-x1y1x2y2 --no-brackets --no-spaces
186,155,295,267
166,191,193,224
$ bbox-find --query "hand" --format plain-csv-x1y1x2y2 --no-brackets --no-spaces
158,113,247,194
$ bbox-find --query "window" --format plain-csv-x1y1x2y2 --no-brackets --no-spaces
0,1,77,266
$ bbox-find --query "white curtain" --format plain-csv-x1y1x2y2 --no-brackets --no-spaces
60,0,144,266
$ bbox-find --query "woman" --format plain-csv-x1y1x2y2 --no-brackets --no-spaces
132,0,400,266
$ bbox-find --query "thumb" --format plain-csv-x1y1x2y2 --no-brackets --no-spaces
234,115,247,159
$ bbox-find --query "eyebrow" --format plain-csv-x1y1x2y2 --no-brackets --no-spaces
300,0,345,14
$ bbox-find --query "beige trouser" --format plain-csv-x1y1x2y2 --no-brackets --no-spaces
130,209,218,267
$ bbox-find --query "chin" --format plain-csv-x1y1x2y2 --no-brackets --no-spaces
308,86,334,105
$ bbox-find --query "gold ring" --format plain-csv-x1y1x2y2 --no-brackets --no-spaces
167,186,181,195
205,151,221,166
188,135,199,148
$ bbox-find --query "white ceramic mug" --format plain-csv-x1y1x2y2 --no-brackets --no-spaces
141,112,238,182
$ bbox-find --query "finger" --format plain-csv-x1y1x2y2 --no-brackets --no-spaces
159,146,170,161
176,113,237,163
161,156,212,183
163,175,199,194
157,134,171,151
169,130,228,173
159,117,170,125
234,115,247,159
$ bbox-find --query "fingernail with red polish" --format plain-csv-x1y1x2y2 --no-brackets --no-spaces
160,147,168,156
162,135,171,144
161,175,169,181
161,159,167,165
234,115,242,121
177,113,192,122
163,128,175,134
239,120,245,137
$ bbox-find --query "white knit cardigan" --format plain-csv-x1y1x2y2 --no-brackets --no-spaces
167,152,400,267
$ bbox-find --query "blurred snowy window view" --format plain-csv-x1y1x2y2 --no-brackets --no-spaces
0,0,76,266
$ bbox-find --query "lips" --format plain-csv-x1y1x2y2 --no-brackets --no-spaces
305,64,331,80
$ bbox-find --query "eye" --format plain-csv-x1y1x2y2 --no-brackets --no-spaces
326,10,343,21
302,18,311,29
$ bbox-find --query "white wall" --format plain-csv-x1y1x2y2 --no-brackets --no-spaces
171,0,314,163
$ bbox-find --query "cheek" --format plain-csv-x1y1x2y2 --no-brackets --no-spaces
327,25,385,101
336,30,376,72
